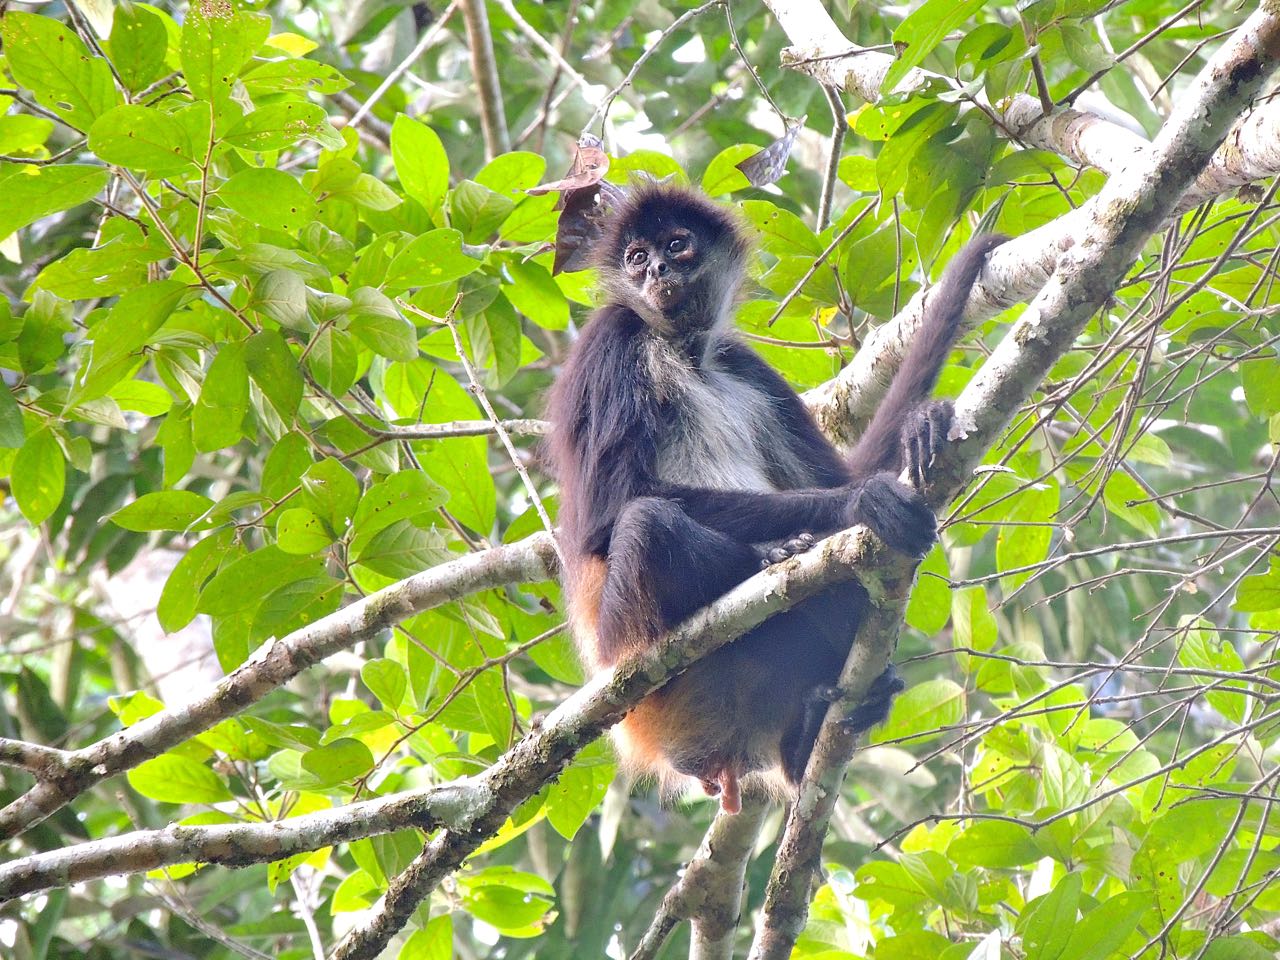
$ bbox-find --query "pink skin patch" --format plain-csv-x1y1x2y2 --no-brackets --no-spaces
700,768,742,814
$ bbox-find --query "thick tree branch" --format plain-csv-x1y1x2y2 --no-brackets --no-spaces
767,0,1280,443
0,534,560,842
749,4,1280,957
630,797,769,960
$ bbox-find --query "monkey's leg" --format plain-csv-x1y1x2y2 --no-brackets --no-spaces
595,497,761,664
779,666,906,784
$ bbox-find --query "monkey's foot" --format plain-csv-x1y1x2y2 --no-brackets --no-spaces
756,532,816,569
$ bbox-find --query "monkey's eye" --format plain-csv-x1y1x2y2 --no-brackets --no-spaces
627,249,648,266
667,237,688,254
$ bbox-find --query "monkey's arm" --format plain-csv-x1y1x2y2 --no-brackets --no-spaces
548,306,664,557
659,480,938,559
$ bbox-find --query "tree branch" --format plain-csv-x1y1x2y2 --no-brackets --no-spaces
0,534,560,842
629,797,769,960
749,4,1280,956
459,0,510,158
332,522,903,960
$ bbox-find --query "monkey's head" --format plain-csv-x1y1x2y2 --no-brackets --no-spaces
597,181,751,332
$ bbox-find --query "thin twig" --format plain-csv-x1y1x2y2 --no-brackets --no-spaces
401,298,561,561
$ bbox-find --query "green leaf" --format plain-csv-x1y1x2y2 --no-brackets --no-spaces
399,916,452,960
0,114,54,156
1020,871,1081,960
384,229,483,293
247,269,310,331
225,100,329,151
545,761,611,840
420,437,495,534
700,144,757,196
192,341,250,452
951,585,997,652
12,427,66,524
127,754,232,804
1,12,121,129
299,458,360,531
243,58,351,97
475,152,546,194
354,522,451,579
300,738,374,789
245,330,304,421
362,658,408,711
872,678,964,745
883,0,987,93
276,508,333,554
502,260,569,330
458,868,554,933
71,280,188,405
391,115,449,212
220,168,318,232
448,180,515,243
199,546,325,618
1178,619,1248,724
1061,891,1149,960
349,287,418,361
179,4,269,117
0,387,26,448
948,820,1039,869
464,298,522,385
1102,471,1159,537
1236,561,1280,612
248,574,343,646
905,545,949,634
110,490,215,532
158,529,234,632
350,470,449,555
740,200,822,257
89,104,198,173
0,165,109,240
996,478,1058,591
106,2,170,92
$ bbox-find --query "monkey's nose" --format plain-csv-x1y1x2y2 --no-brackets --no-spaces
648,261,668,279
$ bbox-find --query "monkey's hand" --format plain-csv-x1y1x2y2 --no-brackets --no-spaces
845,474,937,557
753,532,816,568
902,399,954,490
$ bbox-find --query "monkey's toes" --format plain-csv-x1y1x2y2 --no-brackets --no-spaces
757,533,817,567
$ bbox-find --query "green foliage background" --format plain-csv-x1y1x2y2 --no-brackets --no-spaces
1,1,1279,958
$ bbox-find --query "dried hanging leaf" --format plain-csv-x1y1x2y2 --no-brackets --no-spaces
736,121,802,187
553,179,626,275
529,135,610,196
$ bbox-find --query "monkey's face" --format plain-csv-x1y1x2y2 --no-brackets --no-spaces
621,226,701,315
597,183,750,332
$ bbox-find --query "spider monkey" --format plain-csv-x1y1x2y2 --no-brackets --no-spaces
547,181,1004,813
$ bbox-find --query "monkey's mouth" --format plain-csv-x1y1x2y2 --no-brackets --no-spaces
643,278,684,311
